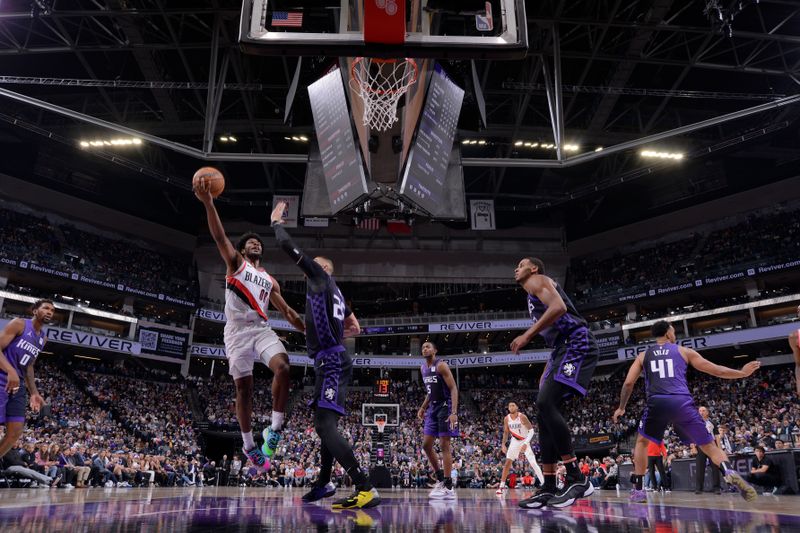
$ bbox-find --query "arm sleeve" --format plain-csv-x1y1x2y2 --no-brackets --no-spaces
272,223,328,290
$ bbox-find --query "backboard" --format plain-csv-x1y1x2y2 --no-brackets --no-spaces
361,403,400,427
239,0,527,59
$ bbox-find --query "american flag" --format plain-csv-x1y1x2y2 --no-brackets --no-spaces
272,11,303,27
357,218,380,231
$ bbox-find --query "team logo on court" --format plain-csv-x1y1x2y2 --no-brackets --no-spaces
324,387,336,401
562,362,576,377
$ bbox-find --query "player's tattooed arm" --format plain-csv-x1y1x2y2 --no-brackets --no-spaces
613,353,644,423
271,202,328,289
683,347,760,379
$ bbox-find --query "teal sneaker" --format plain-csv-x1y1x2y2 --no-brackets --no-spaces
261,427,281,457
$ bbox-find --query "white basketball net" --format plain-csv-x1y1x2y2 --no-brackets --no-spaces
350,57,418,132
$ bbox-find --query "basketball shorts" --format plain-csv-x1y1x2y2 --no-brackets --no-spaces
424,402,458,438
224,321,287,380
310,346,352,416
639,394,714,446
0,378,27,425
506,436,531,460
541,327,599,396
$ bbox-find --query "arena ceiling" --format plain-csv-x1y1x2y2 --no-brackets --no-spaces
0,0,798,237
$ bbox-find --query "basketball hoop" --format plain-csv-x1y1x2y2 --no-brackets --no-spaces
350,57,418,132
376,418,387,434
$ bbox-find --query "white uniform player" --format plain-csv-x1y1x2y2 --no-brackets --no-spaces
224,260,286,380
195,177,304,471
497,402,544,495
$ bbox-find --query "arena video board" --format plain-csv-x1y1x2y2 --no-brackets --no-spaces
138,326,190,360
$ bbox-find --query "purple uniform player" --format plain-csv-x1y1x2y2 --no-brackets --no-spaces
0,299,54,460
512,258,599,510
614,320,760,503
271,201,379,510
417,341,459,500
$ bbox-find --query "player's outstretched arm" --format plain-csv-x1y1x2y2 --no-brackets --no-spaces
268,277,305,333
194,178,239,274
613,353,644,423
0,319,24,392
511,276,567,354
789,332,800,396
270,202,328,289
437,361,459,430
683,347,760,379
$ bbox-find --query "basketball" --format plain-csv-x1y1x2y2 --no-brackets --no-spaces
192,167,225,198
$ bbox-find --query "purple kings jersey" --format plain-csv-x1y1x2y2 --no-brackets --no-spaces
421,358,449,404
526,279,588,348
0,319,45,387
642,342,690,397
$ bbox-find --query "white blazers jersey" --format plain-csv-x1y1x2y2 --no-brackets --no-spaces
225,260,274,322
506,413,528,440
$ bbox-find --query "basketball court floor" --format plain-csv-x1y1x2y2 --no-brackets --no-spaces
1,487,798,532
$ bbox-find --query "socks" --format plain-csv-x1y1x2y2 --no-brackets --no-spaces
347,466,371,491
718,460,734,476
631,473,643,490
444,477,453,490
564,458,580,479
271,411,285,431
436,469,445,482
241,431,255,450
543,473,557,491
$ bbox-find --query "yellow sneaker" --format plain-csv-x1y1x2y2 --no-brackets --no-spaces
331,487,381,509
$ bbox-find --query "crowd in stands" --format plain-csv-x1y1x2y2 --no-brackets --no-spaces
570,204,800,306
0,204,197,303
3,353,797,492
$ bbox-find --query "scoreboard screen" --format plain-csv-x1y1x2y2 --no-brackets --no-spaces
374,379,391,398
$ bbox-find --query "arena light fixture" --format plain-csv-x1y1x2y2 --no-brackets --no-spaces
595,146,603,152
514,140,523,146
80,137,142,148
640,149,684,160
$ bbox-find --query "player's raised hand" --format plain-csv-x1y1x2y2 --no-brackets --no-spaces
270,201,287,225
740,360,760,377
193,176,213,204
612,407,625,424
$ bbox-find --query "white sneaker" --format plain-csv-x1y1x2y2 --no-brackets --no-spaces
429,481,447,499
64,484,75,489
441,487,457,500
495,483,507,495
104,480,114,488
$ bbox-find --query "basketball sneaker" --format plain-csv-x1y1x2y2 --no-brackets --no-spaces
629,488,647,503
547,475,595,509
243,446,270,471
332,487,381,509
723,471,757,502
518,488,555,509
430,482,456,500
302,482,337,503
261,427,281,458
495,483,507,495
